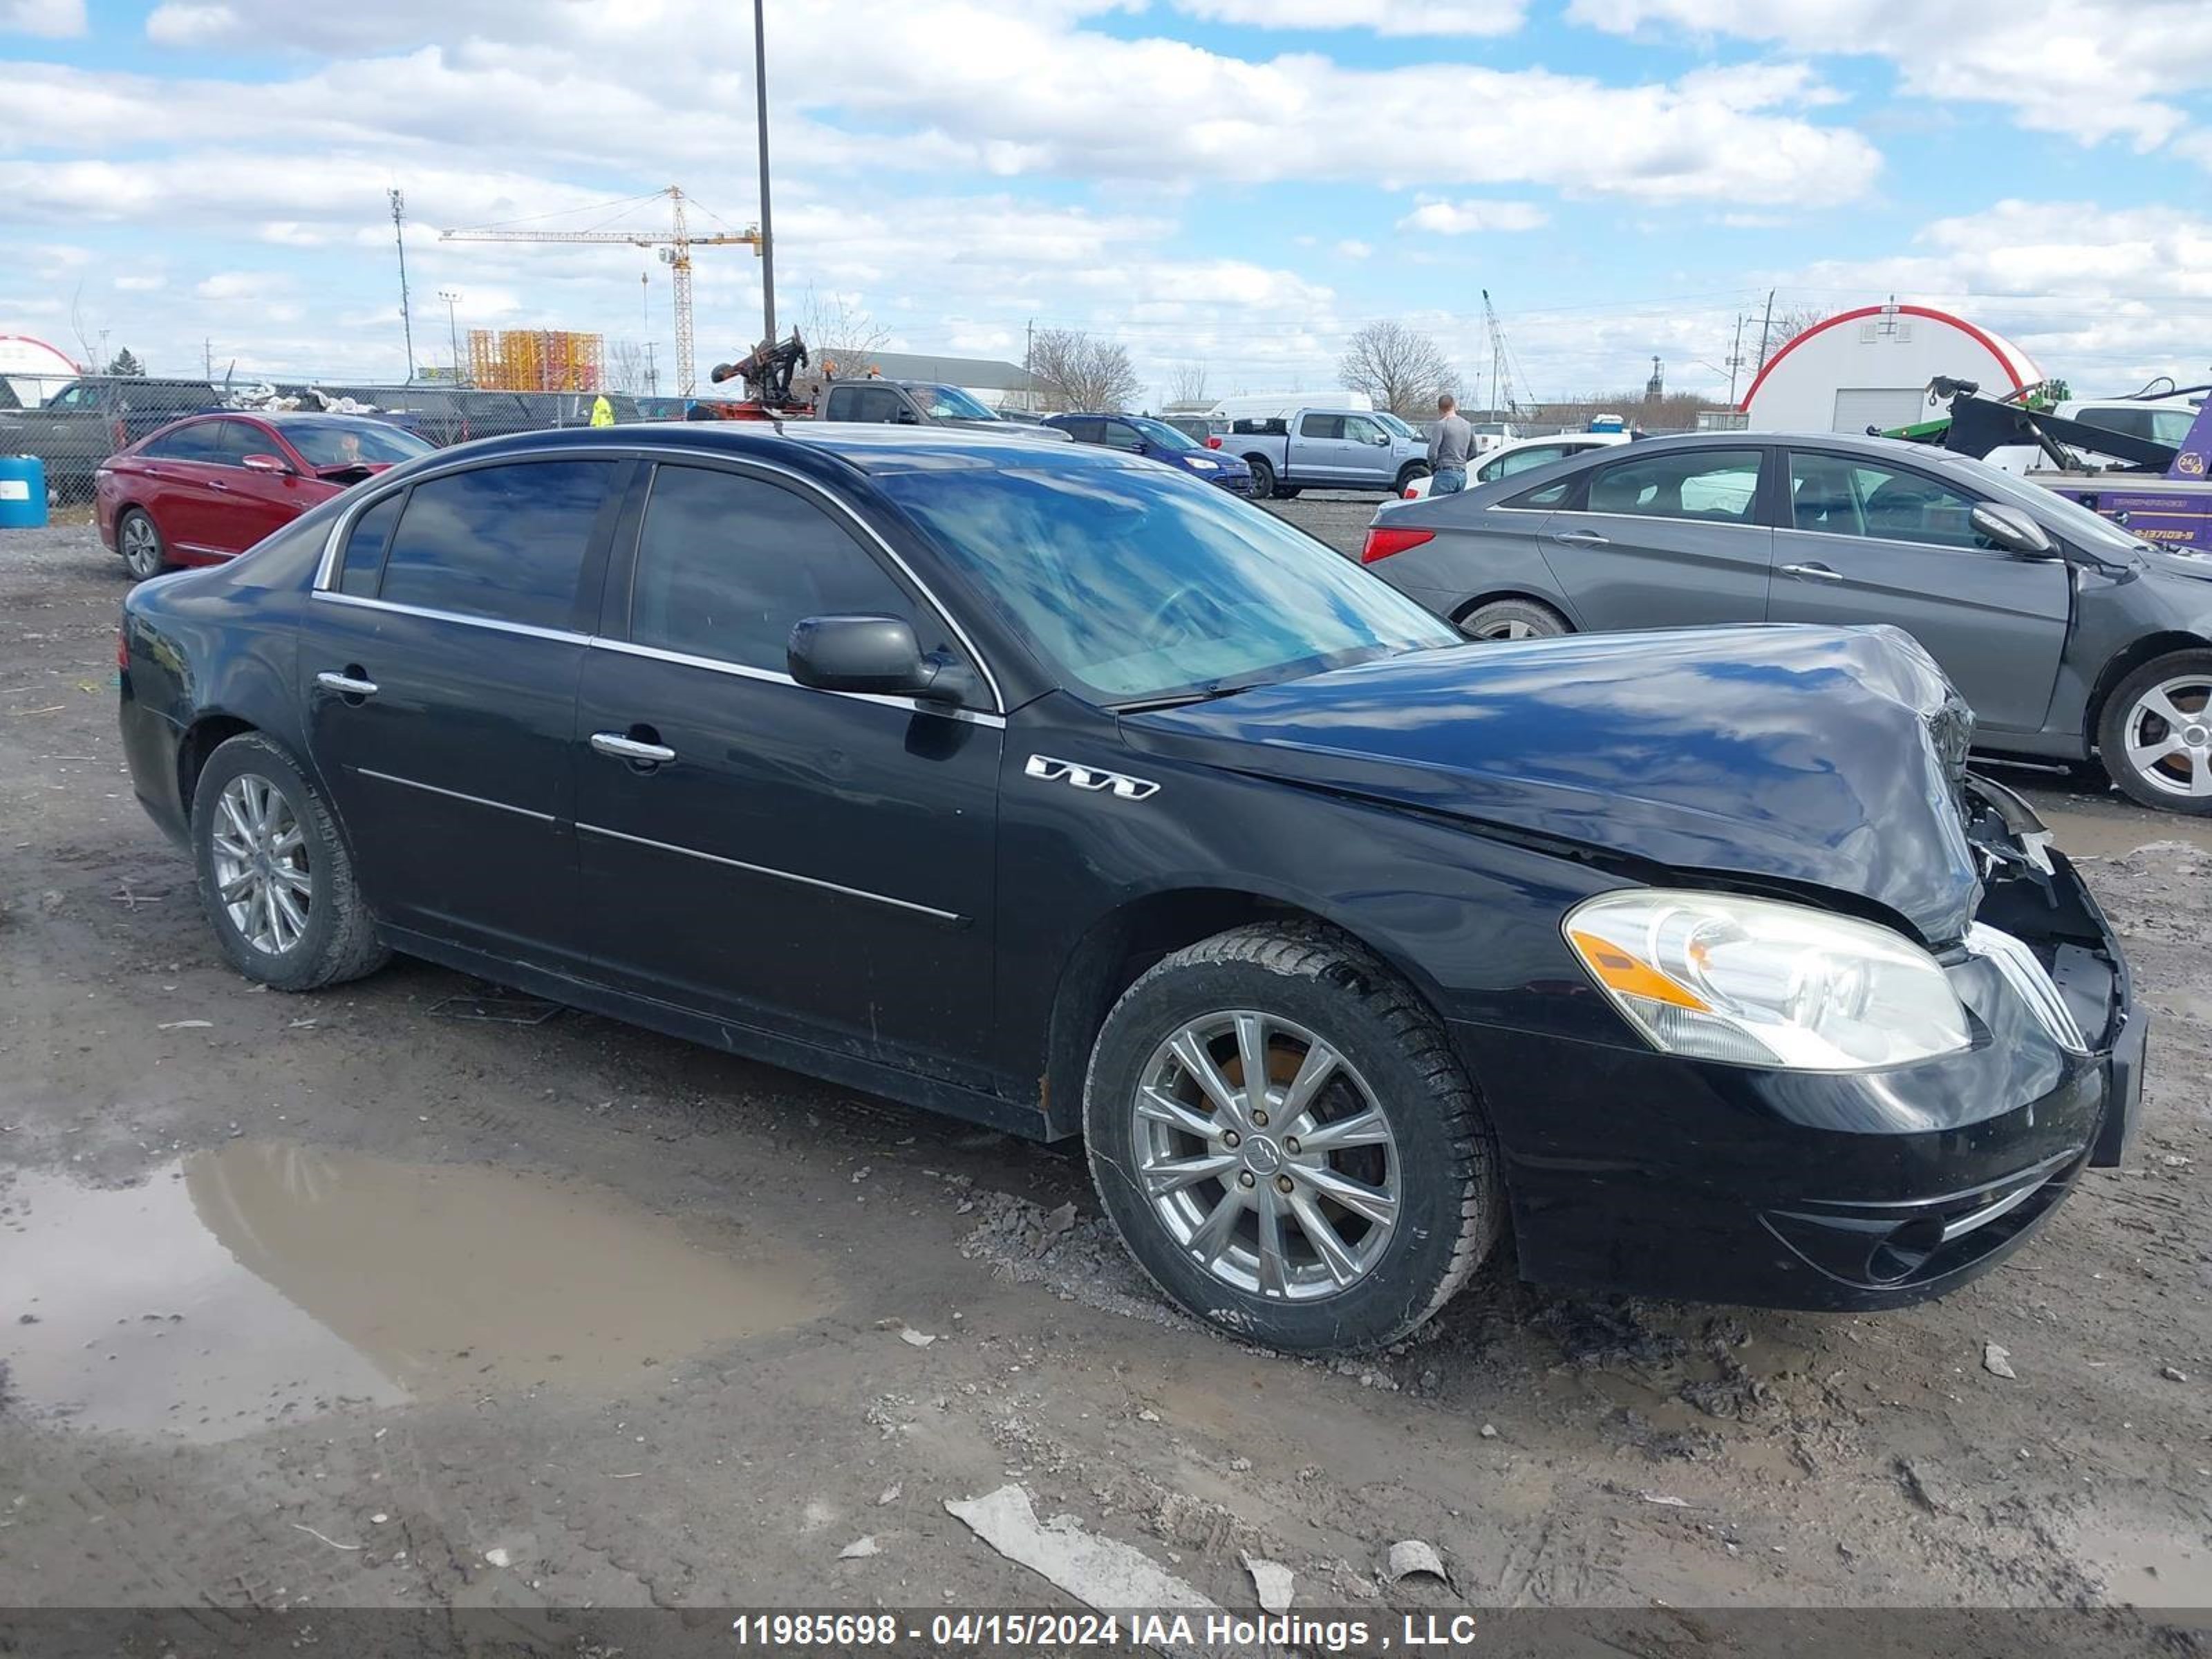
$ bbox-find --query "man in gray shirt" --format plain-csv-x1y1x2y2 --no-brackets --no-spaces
1428,394,1472,494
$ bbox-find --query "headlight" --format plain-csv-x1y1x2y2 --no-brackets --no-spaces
1564,890,1971,1070
1185,456,1219,471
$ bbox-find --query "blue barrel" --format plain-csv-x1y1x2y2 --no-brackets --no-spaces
0,455,48,529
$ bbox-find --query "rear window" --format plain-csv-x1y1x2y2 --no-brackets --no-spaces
337,494,403,597
376,460,612,629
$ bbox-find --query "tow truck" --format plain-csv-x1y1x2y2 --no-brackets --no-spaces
1891,377,2212,551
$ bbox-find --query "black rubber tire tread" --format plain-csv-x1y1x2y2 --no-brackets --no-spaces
1082,921,1502,1353
1394,463,1430,496
1244,456,1276,498
1458,596,1571,642
191,732,391,991
2097,648,2212,816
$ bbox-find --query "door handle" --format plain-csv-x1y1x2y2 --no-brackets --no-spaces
1780,562,1846,584
207,479,230,492
315,670,379,697
1552,529,1609,547
591,731,677,765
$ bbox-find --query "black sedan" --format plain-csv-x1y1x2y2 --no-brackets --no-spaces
119,424,2145,1353
1360,431,2212,814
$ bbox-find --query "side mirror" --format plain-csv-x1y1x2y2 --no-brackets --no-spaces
241,452,292,475
893,406,920,425
787,615,973,705
1971,502,2056,557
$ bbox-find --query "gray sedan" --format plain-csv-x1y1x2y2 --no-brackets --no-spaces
1360,431,2212,814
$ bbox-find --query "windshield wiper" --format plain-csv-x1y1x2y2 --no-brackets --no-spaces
1107,682,1262,715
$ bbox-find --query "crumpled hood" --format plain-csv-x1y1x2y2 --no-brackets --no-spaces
1124,624,1983,944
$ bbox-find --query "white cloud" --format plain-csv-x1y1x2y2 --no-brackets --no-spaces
1398,199,1550,234
144,1,237,44
1170,0,1526,37
114,274,168,292
1335,238,1372,259
0,0,84,36
1568,0,2212,154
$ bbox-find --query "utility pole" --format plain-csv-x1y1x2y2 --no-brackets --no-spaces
438,290,463,383
1725,312,1747,405
644,341,657,395
1024,318,1035,411
203,338,212,379
753,0,776,345
1753,286,1776,375
389,188,417,382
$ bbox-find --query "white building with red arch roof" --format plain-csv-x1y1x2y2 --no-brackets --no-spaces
0,334,83,408
1739,303,2043,435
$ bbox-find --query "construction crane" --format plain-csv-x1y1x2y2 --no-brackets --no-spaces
1480,288,1525,421
440,186,759,397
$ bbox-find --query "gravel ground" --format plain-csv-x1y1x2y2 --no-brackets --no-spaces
3,520,2209,1647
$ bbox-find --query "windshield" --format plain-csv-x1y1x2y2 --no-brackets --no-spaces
1371,412,1418,440
1933,451,2153,558
1125,415,1201,451
921,384,1000,421
282,419,432,468
879,462,1456,704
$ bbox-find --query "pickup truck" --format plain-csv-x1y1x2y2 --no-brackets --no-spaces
0,375,220,503
816,378,1071,440
1228,409,1429,499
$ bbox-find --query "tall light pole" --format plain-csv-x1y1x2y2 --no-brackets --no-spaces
753,0,777,345
438,289,463,384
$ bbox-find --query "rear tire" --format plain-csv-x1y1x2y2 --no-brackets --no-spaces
118,509,169,581
1245,457,1275,499
1459,597,1571,643
2097,650,2212,814
191,733,391,991
1082,923,1503,1354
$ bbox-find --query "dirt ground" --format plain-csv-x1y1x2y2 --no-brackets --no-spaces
3,514,2209,1646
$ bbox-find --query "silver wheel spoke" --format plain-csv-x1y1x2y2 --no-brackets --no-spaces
1143,1152,1238,1197
269,825,305,857
1254,1187,1290,1298
1185,1186,1247,1266
2130,733,2185,769
272,863,312,896
218,794,254,845
1298,1164,1400,1228
1233,1013,1271,1114
1279,1040,1342,1121
269,882,308,946
218,871,255,903
1292,1107,1391,1154
2141,688,2191,731
1286,1190,1360,1286
1170,1030,1241,1121
1136,1085,1220,1142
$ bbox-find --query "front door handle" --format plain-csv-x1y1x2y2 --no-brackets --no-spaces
1780,562,1846,584
316,670,379,697
1552,529,1609,547
591,731,677,766
207,479,230,492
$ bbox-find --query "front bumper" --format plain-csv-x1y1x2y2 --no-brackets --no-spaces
1460,846,2144,1311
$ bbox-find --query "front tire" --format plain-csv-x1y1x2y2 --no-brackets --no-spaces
118,509,169,581
1244,456,1276,499
2098,650,2212,814
1083,924,1502,1353
1394,463,1430,496
191,733,390,990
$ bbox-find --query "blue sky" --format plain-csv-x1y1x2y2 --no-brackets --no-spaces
3,0,2207,405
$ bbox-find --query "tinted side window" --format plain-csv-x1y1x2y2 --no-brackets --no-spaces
1587,449,1761,524
200,421,264,464
630,465,954,677
338,494,404,597
1062,418,1105,444
379,461,611,628
847,386,907,424
1298,413,1344,440
1099,421,1145,452
1790,452,1994,550
1506,478,1576,509
140,424,216,460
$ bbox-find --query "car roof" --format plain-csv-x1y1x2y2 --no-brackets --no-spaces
410,420,1152,480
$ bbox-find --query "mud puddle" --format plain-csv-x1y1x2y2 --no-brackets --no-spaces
1,1141,832,1440
2032,796,2212,862
2071,1516,2212,1614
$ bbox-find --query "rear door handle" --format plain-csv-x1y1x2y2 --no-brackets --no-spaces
1780,562,1846,584
1551,529,1609,547
315,671,379,697
591,731,677,765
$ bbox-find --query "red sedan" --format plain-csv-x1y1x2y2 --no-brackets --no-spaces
97,413,432,580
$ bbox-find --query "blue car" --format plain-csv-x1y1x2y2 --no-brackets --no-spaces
1043,412,1254,494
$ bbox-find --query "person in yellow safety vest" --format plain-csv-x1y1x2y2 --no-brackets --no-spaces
589,393,614,428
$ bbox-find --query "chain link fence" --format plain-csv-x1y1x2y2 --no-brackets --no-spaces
0,371,691,505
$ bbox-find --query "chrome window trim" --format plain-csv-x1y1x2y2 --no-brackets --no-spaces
309,587,587,646
354,767,559,824
576,823,964,925
310,442,1006,715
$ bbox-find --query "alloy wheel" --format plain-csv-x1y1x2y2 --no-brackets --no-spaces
120,516,162,579
208,774,312,955
1468,617,1541,641
2122,675,2212,800
1132,1010,1400,1300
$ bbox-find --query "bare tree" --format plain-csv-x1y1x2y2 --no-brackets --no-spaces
794,285,893,379
606,339,648,393
1166,360,1210,408
1029,328,1141,412
1338,321,1454,418
1761,306,1828,364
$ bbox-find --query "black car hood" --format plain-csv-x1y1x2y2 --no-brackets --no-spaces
1123,624,1983,944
